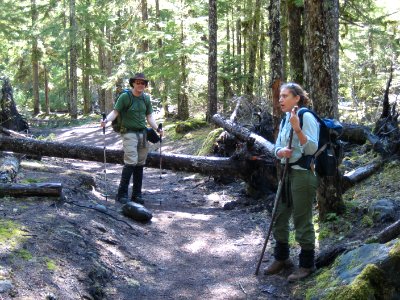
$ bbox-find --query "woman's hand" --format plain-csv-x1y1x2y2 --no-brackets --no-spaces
278,147,293,159
289,106,301,133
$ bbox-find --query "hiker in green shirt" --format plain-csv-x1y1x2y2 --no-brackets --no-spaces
101,73,163,204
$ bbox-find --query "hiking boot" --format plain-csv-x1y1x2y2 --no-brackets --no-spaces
287,267,313,282
264,259,293,275
131,194,144,205
116,193,130,204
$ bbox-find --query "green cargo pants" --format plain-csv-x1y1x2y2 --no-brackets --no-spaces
272,168,318,250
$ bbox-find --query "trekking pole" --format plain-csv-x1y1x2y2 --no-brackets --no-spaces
102,113,108,201
255,106,297,275
158,123,163,179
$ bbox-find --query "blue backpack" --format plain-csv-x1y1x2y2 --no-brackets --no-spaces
283,108,343,177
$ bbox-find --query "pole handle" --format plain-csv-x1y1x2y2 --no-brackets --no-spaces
102,113,106,134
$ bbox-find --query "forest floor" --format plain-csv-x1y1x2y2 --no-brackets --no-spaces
0,120,399,300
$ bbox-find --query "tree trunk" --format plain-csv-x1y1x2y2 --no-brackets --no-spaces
31,0,40,116
105,27,114,113
63,0,70,113
141,0,149,56
44,64,50,114
98,41,107,113
287,0,304,85
177,18,189,121
245,0,261,96
83,32,91,114
236,6,242,95
69,0,78,119
269,0,283,139
304,0,343,220
206,0,218,122
0,79,29,132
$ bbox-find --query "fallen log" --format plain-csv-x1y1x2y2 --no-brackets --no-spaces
0,182,62,197
0,135,275,183
341,123,387,155
0,153,20,183
316,218,400,268
342,160,383,192
211,113,275,158
377,219,400,244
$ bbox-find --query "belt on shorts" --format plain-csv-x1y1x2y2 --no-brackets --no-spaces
125,128,145,133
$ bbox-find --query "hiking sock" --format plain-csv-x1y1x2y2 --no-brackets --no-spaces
274,241,290,261
299,248,315,269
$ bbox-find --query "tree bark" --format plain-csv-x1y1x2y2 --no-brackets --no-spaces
44,64,50,114
206,0,218,122
287,0,304,85
304,0,343,220
0,79,29,132
69,0,78,119
245,0,261,96
177,14,189,121
31,0,40,116
268,0,283,140
0,154,20,183
0,183,62,198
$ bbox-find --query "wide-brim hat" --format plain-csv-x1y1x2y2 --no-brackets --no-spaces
129,73,149,86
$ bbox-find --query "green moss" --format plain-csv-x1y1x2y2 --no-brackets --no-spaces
45,258,57,271
389,240,400,258
0,220,26,248
16,249,33,261
196,128,223,156
305,268,337,299
175,118,207,134
323,264,392,300
361,215,373,227
20,178,42,184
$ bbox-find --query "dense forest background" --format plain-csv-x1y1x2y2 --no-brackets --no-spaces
0,0,399,124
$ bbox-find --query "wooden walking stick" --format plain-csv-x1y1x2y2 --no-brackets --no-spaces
255,106,297,275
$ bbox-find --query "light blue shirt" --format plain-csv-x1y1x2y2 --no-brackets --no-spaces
274,108,319,166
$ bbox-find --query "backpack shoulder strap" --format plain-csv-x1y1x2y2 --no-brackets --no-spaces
298,108,324,128
125,90,134,109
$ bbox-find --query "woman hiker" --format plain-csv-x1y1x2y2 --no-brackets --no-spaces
101,72,163,205
264,82,319,281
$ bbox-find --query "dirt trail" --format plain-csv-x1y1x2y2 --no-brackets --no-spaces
1,123,295,300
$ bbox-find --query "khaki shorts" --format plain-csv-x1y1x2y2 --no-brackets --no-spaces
122,132,149,165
